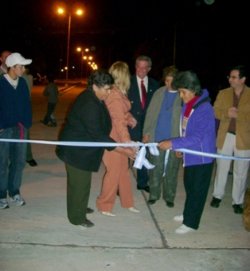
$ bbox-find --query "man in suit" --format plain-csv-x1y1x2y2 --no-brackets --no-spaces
128,55,159,192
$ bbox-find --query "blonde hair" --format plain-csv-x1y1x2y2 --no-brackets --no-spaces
109,61,131,95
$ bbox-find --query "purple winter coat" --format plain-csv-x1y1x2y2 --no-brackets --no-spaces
171,89,216,167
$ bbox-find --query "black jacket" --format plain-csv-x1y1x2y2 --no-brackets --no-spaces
128,75,159,141
56,89,115,171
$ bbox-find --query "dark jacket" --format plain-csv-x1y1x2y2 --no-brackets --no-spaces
56,89,115,171
128,75,159,141
0,75,32,129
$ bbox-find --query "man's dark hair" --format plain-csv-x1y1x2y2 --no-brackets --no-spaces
230,65,247,79
87,69,114,88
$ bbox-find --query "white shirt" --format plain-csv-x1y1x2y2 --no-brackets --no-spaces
4,74,19,89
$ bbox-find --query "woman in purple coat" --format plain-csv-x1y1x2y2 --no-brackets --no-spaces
159,71,216,234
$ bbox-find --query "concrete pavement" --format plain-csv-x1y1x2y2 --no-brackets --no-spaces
0,84,249,271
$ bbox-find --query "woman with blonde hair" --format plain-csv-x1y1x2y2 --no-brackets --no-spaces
96,61,139,216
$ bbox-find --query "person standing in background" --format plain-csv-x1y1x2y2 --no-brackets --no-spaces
128,55,159,193
96,61,139,216
143,66,182,207
23,68,37,167
0,52,32,209
210,65,250,214
41,74,59,127
0,50,11,75
0,51,36,166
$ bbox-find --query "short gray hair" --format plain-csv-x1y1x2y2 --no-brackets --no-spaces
135,55,152,68
172,70,202,96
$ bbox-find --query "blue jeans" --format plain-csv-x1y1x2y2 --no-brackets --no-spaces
0,127,27,198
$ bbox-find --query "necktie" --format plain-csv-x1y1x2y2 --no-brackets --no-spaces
141,79,147,109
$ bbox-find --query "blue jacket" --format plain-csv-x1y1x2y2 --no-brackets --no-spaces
0,75,32,129
171,89,216,167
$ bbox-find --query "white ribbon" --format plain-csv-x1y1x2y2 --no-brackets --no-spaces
133,145,160,169
163,149,170,177
0,138,249,162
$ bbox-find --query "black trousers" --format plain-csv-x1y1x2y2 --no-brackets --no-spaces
136,166,148,188
65,163,92,225
43,102,56,124
183,162,214,230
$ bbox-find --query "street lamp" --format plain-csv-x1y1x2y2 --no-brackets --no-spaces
56,4,84,81
76,47,90,80
83,54,94,78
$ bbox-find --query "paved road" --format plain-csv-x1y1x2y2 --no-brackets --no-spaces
0,84,249,271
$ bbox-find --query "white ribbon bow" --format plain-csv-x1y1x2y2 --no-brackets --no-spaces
133,145,159,169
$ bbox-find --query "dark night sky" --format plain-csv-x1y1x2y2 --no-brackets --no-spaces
1,0,249,95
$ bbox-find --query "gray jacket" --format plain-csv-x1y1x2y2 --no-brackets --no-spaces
143,86,182,141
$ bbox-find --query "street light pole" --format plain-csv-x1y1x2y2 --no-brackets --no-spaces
76,47,91,82
66,13,72,82
80,51,83,81
173,24,177,65
55,4,84,82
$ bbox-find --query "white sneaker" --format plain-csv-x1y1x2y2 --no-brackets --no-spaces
101,211,116,217
0,198,9,209
173,214,183,222
175,224,195,234
10,194,25,206
128,207,140,213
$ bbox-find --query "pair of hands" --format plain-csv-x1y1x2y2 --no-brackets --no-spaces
116,138,183,160
143,135,182,158
143,134,173,150
115,143,138,160
158,141,183,158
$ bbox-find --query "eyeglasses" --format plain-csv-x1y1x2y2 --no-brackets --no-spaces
227,76,239,79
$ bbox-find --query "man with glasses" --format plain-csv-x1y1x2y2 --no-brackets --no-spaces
210,65,250,214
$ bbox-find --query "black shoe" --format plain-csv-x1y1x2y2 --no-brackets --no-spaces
232,204,243,214
166,201,174,208
148,199,156,205
86,207,94,214
210,197,221,208
47,122,57,127
40,120,46,125
80,219,94,228
137,185,150,193
26,159,38,167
